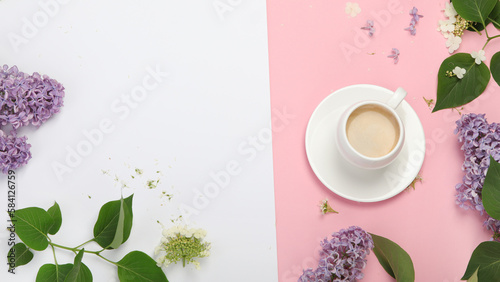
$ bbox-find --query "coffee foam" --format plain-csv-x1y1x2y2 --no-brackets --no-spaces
346,104,399,158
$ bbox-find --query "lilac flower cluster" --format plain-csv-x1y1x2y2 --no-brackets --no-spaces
0,64,64,173
0,131,32,173
405,7,423,35
455,113,500,239
360,20,375,37
298,226,374,282
0,65,65,128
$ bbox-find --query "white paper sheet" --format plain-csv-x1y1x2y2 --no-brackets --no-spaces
0,1,278,281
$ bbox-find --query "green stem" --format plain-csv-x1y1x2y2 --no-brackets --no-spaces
50,243,59,267
469,24,482,36
74,238,95,249
96,253,118,266
49,242,119,268
483,34,500,50
484,25,490,38
488,17,500,28
50,242,101,255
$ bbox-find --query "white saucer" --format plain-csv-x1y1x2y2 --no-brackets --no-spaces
305,84,425,202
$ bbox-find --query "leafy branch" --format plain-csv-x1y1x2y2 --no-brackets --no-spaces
7,194,168,282
434,0,500,112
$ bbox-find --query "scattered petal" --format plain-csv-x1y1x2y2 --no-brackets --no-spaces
360,20,375,36
345,2,361,17
320,199,339,214
407,174,423,190
387,48,400,64
423,97,435,109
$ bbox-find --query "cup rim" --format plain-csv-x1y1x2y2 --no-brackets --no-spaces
340,100,405,161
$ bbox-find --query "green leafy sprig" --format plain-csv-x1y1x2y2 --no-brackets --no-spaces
461,156,500,281
7,194,168,282
434,0,500,112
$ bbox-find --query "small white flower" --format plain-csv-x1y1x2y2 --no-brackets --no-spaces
439,19,456,32
444,2,458,19
193,228,207,239
453,66,466,79
445,34,462,53
179,225,191,237
345,2,361,17
155,256,165,267
154,245,163,255
471,50,486,65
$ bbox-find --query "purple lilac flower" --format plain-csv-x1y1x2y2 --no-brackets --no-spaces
405,7,423,35
360,20,375,37
0,131,31,173
455,113,500,240
298,226,374,282
409,7,423,23
404,24,417,36
0,64,65,129
387,48,400,64
0,65,64,173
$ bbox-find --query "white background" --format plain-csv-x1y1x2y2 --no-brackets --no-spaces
0,0,278,281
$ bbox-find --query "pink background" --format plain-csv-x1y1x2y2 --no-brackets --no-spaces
268,0,500,281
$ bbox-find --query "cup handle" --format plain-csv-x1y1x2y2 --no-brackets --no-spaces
387,87,407,109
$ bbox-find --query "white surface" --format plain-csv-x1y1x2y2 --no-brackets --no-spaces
0,1,278,281
305,84,426,202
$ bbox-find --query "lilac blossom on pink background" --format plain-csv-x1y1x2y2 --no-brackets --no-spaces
387,48,400,64
0,64,65,173
455,113,500,240
298,226,374,282
360,20,375,37
405,7,423,35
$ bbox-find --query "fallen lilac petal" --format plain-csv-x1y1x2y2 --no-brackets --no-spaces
387,48,400,64
361,20,376,36
405,24,417,35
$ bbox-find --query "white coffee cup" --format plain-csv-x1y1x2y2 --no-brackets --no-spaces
337,87,407,169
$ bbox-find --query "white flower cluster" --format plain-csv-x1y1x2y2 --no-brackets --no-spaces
162,225,208,240
155,225,210,270
437,2,463,53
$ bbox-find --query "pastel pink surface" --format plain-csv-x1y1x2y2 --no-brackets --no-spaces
267,0,500,281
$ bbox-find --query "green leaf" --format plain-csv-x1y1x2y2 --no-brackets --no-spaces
370,233,415,282
468,268,479,282
93,194,134,249
491,52,500,87
482,156,500,220
488,1,500,29
434,53,491,112
11,207,54,251
64,249,93,282
36,263,73,282
453,0,497,25
7,243,34,269
117,251,168,282
47,202,62,235
462,241,500,281
468,1,500,31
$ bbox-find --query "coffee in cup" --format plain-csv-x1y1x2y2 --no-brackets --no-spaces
337,87,407,169
345,104,400,158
